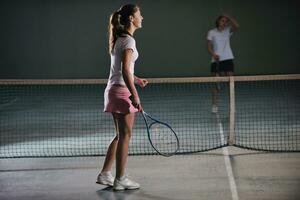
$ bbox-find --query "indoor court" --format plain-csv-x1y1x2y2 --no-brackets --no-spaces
1,1,299,200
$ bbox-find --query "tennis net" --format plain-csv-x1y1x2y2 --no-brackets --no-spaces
0,74,299,158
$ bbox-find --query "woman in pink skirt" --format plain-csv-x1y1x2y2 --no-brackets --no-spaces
96,4,148,190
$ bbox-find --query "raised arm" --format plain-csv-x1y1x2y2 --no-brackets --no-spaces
224,14,239,32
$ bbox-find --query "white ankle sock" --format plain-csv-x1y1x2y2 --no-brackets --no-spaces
117,176,125,181
101,171,112,176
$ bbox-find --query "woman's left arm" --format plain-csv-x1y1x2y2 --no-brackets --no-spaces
134,76,148,88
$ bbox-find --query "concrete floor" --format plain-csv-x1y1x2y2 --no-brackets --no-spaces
0,147,300,200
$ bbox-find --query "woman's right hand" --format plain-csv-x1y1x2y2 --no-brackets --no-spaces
129,95,142,111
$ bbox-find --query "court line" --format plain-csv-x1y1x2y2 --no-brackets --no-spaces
217,113,239,200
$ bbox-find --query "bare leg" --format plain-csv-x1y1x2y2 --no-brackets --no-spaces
101,114,119,173
114,113,135,179
212,72,219,109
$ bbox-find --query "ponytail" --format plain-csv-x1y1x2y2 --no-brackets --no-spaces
108,11,121,53
108,4,139,54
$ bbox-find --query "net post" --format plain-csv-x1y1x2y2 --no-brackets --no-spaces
229,76,235,145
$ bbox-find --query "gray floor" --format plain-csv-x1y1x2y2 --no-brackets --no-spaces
0,147,300,200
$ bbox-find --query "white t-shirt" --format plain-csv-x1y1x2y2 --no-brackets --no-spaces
207,27,234,62
107,35,138,86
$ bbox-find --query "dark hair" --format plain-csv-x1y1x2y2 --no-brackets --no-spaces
215,15,226,28
108,4,139,53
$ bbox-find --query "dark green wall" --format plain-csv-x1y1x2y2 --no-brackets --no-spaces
0,0,299,78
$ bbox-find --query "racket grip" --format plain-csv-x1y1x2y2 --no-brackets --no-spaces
129,95,143,112
129,95,133,102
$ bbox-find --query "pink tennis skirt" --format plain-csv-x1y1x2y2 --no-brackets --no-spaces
103,85,138,114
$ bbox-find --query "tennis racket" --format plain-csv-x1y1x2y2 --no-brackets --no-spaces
141,110,179,157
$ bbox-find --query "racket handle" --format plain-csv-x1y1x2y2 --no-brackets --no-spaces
129,95,143,112
129,95,133,102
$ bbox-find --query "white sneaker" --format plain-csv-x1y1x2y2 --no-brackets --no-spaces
113,176,140,190
96,171,114,186
212,105,218,113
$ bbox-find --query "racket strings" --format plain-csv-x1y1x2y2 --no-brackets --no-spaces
149,123,178,155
